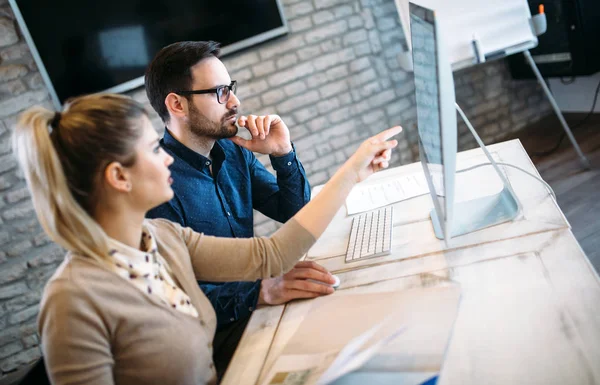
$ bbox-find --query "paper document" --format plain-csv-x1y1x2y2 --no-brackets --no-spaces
261,320,407,385
261,287,461,385
317,321,407,385
261,352,337,385
345,152,506,215
345,173,432,215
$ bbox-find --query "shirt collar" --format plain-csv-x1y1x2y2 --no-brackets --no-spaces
106,224,158,275
162,128,226,171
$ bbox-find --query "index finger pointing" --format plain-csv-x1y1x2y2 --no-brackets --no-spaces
372,126,403,142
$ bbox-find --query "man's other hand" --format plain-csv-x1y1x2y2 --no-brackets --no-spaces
229,114,293,156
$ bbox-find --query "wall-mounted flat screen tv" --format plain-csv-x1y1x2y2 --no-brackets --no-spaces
9,0,288,108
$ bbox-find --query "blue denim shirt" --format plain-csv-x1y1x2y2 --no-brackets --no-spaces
147,129,310,328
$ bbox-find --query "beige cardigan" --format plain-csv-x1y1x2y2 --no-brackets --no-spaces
38,218,316,385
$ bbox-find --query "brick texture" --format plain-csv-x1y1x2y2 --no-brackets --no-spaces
0,0,551,377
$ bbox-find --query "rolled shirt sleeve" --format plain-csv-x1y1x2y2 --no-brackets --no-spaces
251,144,311,222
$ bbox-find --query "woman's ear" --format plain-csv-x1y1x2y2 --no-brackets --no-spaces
104,161,131,193
165,93,188,120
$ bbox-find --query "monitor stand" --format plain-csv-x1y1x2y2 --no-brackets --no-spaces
430,103,522,240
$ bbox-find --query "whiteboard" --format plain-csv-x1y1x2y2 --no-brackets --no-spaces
395,0,538,71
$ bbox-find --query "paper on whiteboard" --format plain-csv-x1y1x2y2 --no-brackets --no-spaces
396,0,536,68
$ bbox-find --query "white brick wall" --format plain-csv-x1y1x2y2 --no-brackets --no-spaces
0,0,553,377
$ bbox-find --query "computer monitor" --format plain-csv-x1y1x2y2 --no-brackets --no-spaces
409,2,521,241
409,3,457,240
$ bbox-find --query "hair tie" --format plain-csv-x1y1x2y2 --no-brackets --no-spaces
50,112,61,130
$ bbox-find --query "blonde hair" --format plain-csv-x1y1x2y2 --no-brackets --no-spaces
12,93,147,262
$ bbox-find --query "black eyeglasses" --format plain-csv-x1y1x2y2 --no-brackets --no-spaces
175,80,237,104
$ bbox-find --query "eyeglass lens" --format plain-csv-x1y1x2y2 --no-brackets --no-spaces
217,82,237,104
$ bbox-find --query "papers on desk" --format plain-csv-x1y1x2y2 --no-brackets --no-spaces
317,320,407,385
345,172,435,215
261,320,407,385
261,286,461,385
345,152,507,215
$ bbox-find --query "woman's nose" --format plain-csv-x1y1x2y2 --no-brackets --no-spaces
165,153,174,166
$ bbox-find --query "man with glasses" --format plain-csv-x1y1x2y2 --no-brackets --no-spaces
145,41,333,378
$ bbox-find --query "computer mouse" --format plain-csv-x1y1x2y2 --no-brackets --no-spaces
331,274,341,289
307,274,341,290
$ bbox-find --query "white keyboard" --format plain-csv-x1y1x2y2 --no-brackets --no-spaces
345,206,393,263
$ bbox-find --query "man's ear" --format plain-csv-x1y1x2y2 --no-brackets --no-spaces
165,93,188,120
104,161,132,193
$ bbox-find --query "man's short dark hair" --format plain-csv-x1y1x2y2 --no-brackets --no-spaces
145,41,221,123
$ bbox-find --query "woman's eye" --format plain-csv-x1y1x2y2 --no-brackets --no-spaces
153,145,161,153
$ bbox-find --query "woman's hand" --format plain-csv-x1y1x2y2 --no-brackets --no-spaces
344,126,403,183
258,261,335,305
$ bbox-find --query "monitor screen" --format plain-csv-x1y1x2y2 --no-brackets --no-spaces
11,0,287,106
410,5,446,217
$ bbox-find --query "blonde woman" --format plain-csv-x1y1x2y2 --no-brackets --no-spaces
12,93,401,385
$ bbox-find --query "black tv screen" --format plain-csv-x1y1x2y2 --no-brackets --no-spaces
10,0,287,106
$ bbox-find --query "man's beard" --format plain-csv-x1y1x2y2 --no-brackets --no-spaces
188,103,238,140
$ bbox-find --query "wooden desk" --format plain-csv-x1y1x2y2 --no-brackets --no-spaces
222,140,600,385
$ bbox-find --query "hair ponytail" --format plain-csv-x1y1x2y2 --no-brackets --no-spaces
12,106,109,262
12,94,146,263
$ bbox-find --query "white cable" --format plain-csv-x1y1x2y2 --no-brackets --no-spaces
454,102,556,201
456,162,556,201
455,103,515,192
